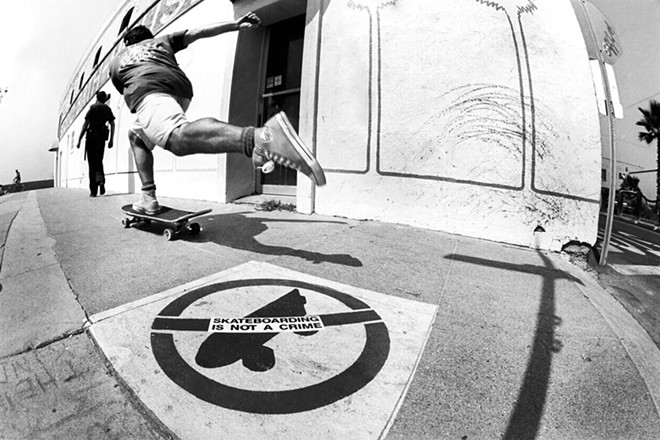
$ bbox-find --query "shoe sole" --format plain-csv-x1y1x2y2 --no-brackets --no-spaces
132,205,161,215
274,113,326,186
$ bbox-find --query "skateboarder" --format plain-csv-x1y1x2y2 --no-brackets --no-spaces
77,91,116,197
109,11,325,215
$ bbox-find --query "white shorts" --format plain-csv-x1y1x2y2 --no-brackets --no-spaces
130,93,191,150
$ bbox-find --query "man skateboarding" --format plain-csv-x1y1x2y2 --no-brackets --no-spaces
77,91,115,197
109,11,325,215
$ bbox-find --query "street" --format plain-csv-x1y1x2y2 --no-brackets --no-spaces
595,214,660,349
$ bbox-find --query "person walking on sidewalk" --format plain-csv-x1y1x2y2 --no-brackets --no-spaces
109,11,325,214
13,170,22,192
77,91,116,197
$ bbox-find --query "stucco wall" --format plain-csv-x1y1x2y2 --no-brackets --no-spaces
311,0,601,250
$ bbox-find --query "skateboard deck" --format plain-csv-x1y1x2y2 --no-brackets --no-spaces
121,204,212,240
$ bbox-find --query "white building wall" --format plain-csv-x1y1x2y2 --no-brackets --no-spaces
308,0,601,251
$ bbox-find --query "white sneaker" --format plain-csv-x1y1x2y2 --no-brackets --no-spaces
254,112,326,186
132,191,160,215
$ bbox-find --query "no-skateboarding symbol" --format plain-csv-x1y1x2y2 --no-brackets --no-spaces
150,279,391,414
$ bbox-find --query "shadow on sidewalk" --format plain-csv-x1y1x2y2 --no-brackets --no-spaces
189,211,363,267
448,253,581,440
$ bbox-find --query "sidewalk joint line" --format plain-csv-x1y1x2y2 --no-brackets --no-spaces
1,328,86,360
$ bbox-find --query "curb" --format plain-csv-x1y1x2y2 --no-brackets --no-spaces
610,213,660,233
555,254,660,417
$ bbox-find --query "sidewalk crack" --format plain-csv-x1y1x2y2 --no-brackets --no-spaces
0,210,19,272
35,192,92,326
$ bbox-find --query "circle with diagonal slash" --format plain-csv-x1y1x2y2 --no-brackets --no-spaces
150,278,390,414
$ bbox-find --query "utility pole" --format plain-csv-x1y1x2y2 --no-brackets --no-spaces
570,0,623,266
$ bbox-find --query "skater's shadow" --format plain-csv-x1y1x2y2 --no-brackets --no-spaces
196,211,362,267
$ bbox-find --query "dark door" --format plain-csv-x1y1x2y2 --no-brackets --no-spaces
260,14,305,196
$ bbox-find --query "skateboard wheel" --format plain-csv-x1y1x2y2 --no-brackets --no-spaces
122,218,130,228
163,228,175,241
189,223,201,235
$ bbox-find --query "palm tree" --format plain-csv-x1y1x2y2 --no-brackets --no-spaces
636,100,660,224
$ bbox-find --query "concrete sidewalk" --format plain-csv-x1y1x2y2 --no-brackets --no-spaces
1,188,659,439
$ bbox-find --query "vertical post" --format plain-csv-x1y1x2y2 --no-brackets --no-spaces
570,0,618,266
599,61,616,266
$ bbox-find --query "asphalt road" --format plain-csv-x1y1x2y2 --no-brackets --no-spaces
594,214,660,349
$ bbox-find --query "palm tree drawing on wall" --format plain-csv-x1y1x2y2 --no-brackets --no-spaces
402,1,550,199
475,0,538,191
346,0,398,174
346,1,544,191
636,100,660,224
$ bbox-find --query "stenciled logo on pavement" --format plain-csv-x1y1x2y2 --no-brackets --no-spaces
150,278,391,414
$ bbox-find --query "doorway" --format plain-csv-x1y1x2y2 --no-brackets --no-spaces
259,14,305,196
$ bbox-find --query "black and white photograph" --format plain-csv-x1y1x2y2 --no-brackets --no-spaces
1,1,659,439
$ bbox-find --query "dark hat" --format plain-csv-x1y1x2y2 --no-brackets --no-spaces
96,91,111,102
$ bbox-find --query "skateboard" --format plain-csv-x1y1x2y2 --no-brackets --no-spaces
121,204,212,241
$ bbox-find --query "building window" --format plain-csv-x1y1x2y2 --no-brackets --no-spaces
93,46,102,67
118,8,134,35
601,169,607,182
78,73,85,90
70,90,75,104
